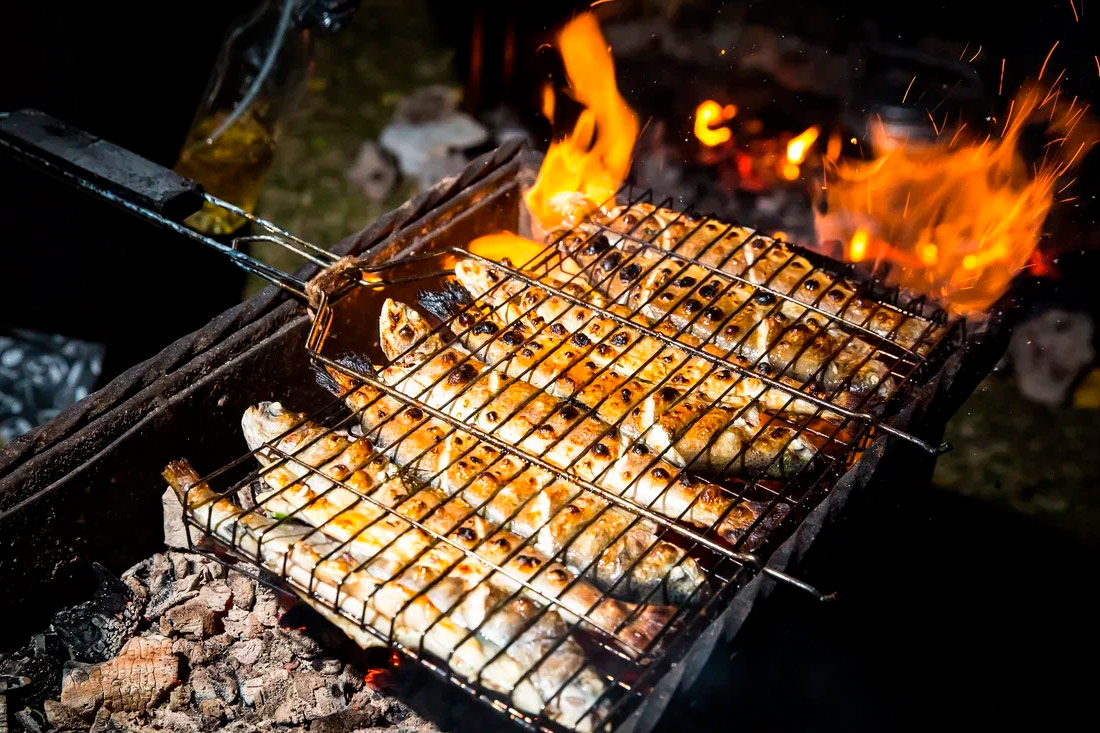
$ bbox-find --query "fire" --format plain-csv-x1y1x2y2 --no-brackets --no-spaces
848,228,869,262
524,13,639,229
540,81,555,123
780,126,820,181
816,82,1096,314
694,100,737,147
468,232,545,267
786,126,820,165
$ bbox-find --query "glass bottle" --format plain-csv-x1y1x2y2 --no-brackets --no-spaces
175,0,311,235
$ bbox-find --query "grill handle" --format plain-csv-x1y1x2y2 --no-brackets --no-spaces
0,108,312,297
0,109,205,221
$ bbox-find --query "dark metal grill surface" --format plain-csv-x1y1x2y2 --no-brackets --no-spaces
179,185,961,733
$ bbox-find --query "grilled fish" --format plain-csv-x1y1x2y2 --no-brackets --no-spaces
445,295,819,477
264,392,706,606
454,257,828,418
589,202,943,353
370,298,771,546
556,225,897,406
163,459,609,729
241,402,677,652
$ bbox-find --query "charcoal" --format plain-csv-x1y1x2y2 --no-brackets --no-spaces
161,597,219,638
59,635,179,715
228,572,256,610
44,699,89,730
14,706,48,733
16,550,435,733
50,563,141,664
0,632,68,710
162,487,211,552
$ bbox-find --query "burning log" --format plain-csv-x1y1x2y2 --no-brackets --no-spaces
58,635,179,716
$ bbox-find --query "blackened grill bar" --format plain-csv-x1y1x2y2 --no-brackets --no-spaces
0,115,983,733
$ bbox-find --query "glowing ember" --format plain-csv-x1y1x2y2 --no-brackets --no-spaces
816,82,1096,315
848,228,869,262
694,100,737,147
524,12,639,229
786,126,820,165
540,81,555,123
468,232,545,267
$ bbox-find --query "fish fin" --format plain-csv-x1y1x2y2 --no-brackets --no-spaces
417,280,473,321
317,357,370,396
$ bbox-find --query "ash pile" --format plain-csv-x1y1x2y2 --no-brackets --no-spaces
0,551,436,733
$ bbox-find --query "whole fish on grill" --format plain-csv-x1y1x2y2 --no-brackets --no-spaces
556,225,897,406
267,392,706,606
438,293,819,477
164,459,609,729
453,257,830,417
365,298,773,546
589,202,944,353
241,402,678,651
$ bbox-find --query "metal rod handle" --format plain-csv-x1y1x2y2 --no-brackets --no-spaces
0,109,307,297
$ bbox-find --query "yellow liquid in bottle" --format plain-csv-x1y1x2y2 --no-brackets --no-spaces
174,110,277,235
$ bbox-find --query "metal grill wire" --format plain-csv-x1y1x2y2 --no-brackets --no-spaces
182,186,958,732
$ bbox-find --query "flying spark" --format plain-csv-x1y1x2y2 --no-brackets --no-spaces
1070,0,1080,21
928,111,940,135
968,45,982,63
902,76,916,104
999,59,1005,95
1039,41,1059,80
949,122,968,146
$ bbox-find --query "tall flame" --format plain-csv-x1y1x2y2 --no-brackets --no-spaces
524,13,639,229
817,83,1096,315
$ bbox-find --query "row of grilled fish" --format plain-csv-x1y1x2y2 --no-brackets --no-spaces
171,309,774,731
527,201,943,408
165,457,609,729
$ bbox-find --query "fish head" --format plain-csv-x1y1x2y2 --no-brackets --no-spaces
454,258,502,299
242,401,305,451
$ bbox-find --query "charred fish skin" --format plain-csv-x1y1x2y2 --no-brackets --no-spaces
296,382,707,607
242,402,681,654
450,296,819,478
558,230,895,405
374,298,767,547
592,202,944,353
454,257,827,418
164,459,610,730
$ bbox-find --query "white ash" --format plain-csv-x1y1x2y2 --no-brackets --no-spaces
1009,309,1095,406
2,551,438,733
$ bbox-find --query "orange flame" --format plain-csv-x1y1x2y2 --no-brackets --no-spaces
848,228,869,262
540,81,555,124
694,100,737,147
468,232,545,267
786,126,820,164
816,82,1096,315
524,13,639,229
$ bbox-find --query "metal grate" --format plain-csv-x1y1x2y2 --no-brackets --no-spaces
0,117,966,732
169,185,960,733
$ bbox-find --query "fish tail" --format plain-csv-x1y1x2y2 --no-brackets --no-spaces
162,458,201,505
